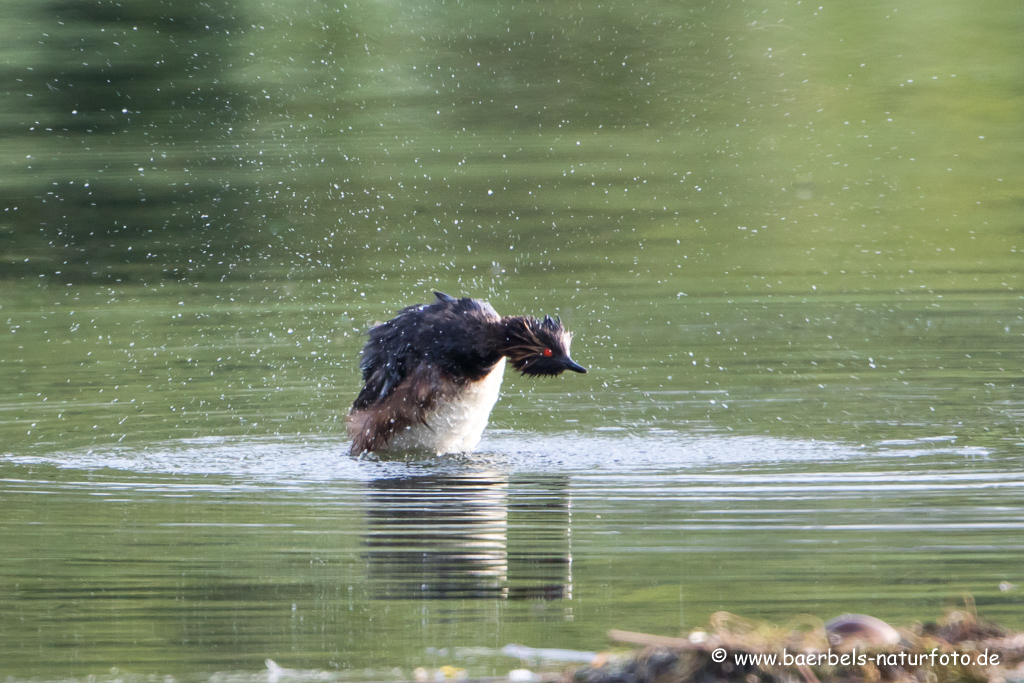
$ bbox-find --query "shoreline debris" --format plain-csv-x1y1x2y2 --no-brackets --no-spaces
571,608,1024,683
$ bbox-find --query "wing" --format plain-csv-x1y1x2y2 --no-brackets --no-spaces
350,291,500,410
351,311,422,409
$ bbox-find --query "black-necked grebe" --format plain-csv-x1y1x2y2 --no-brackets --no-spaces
347,291,586,455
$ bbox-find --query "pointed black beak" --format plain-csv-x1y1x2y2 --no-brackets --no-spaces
563,358,587,374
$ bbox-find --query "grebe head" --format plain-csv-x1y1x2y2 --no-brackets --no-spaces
504,315,587,377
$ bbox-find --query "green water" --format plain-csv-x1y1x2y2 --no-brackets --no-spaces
2,0,1024,680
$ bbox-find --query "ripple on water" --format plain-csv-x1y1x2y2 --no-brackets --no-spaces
1,428,994,484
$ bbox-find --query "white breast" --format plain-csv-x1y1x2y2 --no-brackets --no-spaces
386,358,506,454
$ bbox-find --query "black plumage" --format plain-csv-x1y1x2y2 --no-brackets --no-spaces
348,291,585,455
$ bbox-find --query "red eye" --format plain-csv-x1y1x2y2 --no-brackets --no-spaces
543,348,553,357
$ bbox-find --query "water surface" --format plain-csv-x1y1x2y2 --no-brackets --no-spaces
3,431,1022,681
